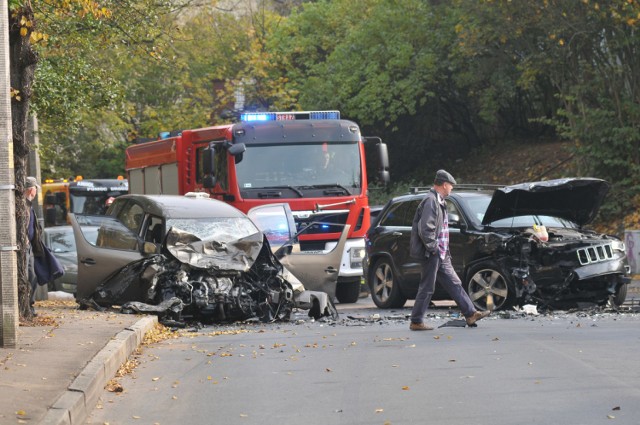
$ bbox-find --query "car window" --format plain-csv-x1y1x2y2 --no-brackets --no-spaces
247,204,296,248
117,201,145,235
93,216,140,251
144,216,164,244
404,200,421,226
47,230,76,253
106,197,126,217
380,200,415,227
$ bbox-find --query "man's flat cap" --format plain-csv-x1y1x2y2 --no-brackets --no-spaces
26,176,40,188
434,169,457,185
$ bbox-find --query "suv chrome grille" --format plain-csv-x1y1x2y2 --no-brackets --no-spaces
577,243,614,265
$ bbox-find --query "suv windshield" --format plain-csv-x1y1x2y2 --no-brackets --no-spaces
235,142,361,190
460,193,577,228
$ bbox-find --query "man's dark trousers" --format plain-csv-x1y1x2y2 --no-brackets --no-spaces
410,253,475,323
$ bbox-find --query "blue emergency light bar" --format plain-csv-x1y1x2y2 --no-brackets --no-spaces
240,111,340,122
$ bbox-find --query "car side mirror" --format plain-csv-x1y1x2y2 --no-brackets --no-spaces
142,241,158,255
274,243,293,259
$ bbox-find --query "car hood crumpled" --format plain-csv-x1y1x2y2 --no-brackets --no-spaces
164,227,264,272
481,178,610,226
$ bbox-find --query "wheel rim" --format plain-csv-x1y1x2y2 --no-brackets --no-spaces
372,262,394,303
468,268,509,310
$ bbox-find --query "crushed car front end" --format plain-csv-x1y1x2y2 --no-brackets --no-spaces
479,227,631,310
464,178,632,311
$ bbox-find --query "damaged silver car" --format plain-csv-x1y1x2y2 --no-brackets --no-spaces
365,178,631,311
71,194,348,324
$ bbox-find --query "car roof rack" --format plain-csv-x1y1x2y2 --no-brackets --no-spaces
409,184,504,194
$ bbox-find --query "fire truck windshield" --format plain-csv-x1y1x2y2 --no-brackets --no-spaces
235,142,361,192
70,193,114,215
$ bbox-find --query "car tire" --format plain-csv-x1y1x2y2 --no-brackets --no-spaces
336,278,361,304
612,283,627,306
369,258,407,309
466,263,516,311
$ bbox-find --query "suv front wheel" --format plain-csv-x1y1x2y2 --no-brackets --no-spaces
369,258,407,308
466,263,516,311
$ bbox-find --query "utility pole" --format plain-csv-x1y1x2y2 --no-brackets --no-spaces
0,0,19,347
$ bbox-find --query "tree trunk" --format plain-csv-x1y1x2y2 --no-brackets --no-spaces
9,4,38,319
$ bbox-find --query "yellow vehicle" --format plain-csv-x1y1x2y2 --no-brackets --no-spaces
42,176,129,227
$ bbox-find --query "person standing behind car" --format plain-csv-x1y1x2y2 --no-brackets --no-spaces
408,169,490,330
25,176,43,316
24,176,63,316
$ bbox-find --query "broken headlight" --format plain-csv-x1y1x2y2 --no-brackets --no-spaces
611,240,625,253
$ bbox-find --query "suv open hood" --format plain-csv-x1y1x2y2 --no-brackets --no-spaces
481,178,610,226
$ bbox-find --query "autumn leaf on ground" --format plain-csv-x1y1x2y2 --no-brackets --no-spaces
105,380,123,393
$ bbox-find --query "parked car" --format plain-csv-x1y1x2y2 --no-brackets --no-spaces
70,194,348,323
364,178,631,311
42,225,99,294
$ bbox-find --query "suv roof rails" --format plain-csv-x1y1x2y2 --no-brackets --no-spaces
409,186,431,194
409,184,504,194
454,184,504,191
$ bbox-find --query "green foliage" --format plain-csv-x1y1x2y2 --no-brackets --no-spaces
27,0,640,225
368,179,425,207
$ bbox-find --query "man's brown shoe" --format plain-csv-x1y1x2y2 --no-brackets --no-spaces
466,310,490,326
409,322,433,331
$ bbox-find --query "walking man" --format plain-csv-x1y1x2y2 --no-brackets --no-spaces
408,169,490,330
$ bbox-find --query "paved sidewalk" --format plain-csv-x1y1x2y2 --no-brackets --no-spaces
0,299,156,425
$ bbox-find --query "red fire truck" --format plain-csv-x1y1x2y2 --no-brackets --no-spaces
124,111,389,303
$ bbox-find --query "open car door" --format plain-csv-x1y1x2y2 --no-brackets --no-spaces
248,204,349,300
70,213,145,301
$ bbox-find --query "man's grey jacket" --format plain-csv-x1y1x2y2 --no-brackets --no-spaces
409,188,445,259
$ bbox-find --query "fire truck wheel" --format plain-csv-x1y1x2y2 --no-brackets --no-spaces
336,278,361,304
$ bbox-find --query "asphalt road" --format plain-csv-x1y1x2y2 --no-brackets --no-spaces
87,301,640,425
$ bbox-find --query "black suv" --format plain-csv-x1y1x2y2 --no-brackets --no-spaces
364,178,631,311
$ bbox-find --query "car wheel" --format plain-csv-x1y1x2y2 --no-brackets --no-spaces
369,258,407,308
466,263,515,311
612,283,627,306
336,278,361,304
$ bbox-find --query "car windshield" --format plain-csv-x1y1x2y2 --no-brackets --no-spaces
166,217,259,242
235,142,361,190
460,193,577,228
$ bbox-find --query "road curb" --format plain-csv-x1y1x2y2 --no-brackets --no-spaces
39,315,158,425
